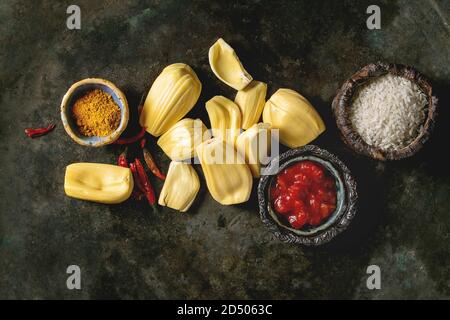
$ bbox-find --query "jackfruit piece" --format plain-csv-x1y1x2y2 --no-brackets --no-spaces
157,118,211,161
263,88,325,148
158,161,200,212
209,38,253,90
64,163,133,204
196,138,252,205
139,63,201,137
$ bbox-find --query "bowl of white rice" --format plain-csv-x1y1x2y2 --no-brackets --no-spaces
332,62,438,160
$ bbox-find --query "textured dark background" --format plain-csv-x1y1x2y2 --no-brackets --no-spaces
0,0,449,299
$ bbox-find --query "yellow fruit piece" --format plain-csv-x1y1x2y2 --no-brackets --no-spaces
157,118,211,161
208,38,253,90
158,161,200,212
235,80,267,130
64,163,133,204
196,138,253,205
236,123,271,178
206,95,242,144
263,89,325,148
139,63,202,137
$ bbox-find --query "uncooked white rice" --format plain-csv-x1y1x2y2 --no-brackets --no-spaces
349,73,427,151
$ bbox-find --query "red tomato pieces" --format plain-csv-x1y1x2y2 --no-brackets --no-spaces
271,160,337,230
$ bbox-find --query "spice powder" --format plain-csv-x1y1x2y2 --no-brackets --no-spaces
72,89,121,137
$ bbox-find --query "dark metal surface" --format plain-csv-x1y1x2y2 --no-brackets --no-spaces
0,0,449,299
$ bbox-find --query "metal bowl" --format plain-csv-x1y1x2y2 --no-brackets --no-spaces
258,145,358,246
332,62,438,161
60,78,129,147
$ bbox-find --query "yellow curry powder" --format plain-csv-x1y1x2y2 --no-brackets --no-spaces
72,89,121,137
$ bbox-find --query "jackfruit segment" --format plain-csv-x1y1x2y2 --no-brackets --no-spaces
263,88,325,148
196,138,252,205
64,163,133,204
158,161,200,212
205,95,242,144
209,38,253,90
139,63,202,137
236,123,272,178
157,118,211,161
234,80,267,130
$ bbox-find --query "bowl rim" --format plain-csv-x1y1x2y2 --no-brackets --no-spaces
258,145,358,246
332,62,438,161
60,78,129,147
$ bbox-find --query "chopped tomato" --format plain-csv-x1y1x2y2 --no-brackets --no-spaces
273,195,292,215
309,214,323,226
270,160,337,230
288,210,308,229
320,203,336,218
293,172,310,185
323,177,335,189
288,184,306,200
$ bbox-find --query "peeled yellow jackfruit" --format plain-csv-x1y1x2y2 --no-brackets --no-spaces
208,38,253,90
139,63,202,137
158,161,200,212
157,118,211,161
64,163,133,204
263,89,325,148
235,123,271,178
234,80,267,130
206,95,242,144
196,138,252,205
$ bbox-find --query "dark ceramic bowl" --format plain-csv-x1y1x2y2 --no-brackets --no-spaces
332,62,438,161
258,145,357,246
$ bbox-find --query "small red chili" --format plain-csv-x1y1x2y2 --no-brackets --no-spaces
140,138,146,149
134,158,157,210
143,148,166,180
25,124,56,138
117,147,129,168
129,162,145,202
129,162,146,194
114,126,146,145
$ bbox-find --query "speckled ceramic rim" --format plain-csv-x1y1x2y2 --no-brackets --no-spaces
258,145,358,246
332,62,438,161
60,78,129,147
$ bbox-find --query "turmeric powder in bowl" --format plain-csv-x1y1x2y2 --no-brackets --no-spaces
72,89,121,137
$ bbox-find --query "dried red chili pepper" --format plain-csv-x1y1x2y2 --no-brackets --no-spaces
128,162,145,201
117,147,129,168
140,138,146,149
134,158,157,209
25,124,56,138
129,162,146,194
114,127,146,145
143,148,166,180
